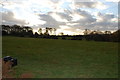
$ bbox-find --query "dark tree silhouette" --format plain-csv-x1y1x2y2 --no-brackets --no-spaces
2,24,33,37
111,29,120,42
1,24,120,42
2,25,10,35
60,32,64,36
44,28,49,35
38,28,42,35
34,32,39,38
90,30,98,35
83,29,91,35
104,31,111,34
21,26,33,37
22,26,33,32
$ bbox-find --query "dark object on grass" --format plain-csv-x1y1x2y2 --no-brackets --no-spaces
3,56,17,67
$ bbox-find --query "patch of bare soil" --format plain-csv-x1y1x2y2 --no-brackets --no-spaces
1,59,34,78
20,73,33,78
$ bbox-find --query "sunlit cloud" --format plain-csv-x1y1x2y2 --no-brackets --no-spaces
50,13,68,22
1,11,26,25
66,23,79,26
1,0,118,35
59,25,71,30
71,13,84,21
111,18,118,23
95,1,108,10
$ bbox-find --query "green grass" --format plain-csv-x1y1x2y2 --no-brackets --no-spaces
2,36,118,78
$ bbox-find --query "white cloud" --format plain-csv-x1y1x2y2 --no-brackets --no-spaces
0,0,118,35
59,25,71,30
2,0,46,26
66,23,79,26
95,1,108,10
71,13,84,21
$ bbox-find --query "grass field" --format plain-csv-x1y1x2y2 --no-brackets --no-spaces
2,36,118,78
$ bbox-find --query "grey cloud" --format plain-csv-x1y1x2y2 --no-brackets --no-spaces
66,9,96,29
95,13,118,27
93,21,118,30
64,9,73,15
66,11,117,30
75,2,97,8
48,12,72,21
39,9,117,31
1,11,26,25
39,14,66,28
74,1,107,10
97,12,115,22
76,9,96,22
1,7,117,31
91,16,117,30
56,13,72,21
50,0,60,3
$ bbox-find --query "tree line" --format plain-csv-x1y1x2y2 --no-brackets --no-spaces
1,24,120,42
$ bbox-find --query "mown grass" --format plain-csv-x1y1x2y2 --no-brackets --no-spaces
2,36,118,78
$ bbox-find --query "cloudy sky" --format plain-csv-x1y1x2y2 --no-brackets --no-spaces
0,0,119,35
